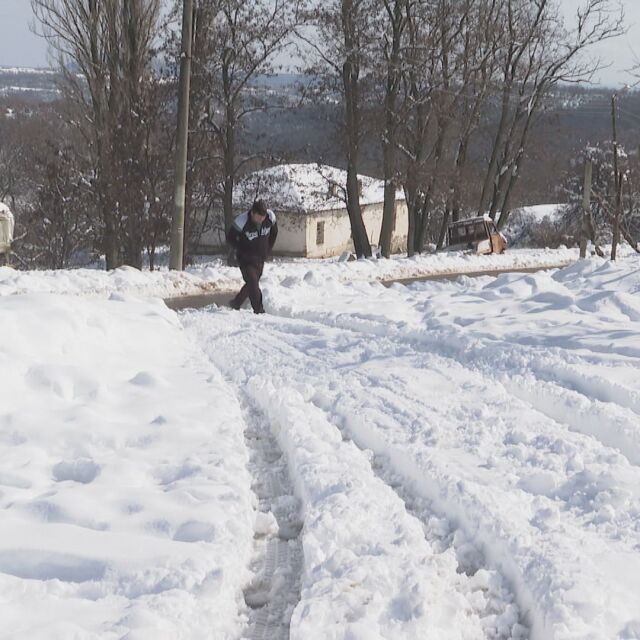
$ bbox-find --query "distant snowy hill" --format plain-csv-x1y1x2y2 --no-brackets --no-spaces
0,67,60,100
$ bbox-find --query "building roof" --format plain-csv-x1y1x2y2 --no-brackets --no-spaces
234,163,405,214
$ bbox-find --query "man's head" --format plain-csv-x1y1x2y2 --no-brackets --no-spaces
250,200,268,224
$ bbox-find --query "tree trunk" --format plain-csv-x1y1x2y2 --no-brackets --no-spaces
346,161,370,257
341,0,371,258
405,183,416,257
479,77,513,216
380,156,396,257
379,0,404,258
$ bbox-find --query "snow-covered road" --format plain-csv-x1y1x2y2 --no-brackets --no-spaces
183,257,640,640
1,253,639,639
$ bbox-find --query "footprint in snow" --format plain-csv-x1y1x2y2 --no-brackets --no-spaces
52,458,101,484
129,371,162,387
0,550,107,583
173,521,216,543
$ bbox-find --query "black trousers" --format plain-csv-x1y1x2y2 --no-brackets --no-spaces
232,262,265,313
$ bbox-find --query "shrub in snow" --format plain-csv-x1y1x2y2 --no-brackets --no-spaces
503,206,570,249
559,143,640,248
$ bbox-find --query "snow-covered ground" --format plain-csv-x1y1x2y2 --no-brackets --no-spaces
0,294,255,639
0,247,579,300
1,251,639,639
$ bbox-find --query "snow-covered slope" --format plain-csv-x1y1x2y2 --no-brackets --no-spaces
185,254,640,640
0,294,254,639
1,253,639,639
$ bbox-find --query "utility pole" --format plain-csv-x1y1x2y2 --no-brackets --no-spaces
610,92,621,261
580,159,592,259
170,0,195,271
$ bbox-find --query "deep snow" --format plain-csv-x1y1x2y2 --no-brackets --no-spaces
1,250,639,639
0,247,579,300
0,294,254,639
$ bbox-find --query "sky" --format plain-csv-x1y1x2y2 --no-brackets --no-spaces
0,0,48,68
0,0,638,86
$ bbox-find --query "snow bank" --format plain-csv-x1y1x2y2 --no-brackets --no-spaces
0,294,254,639
0,263,230,299
0,247,579,301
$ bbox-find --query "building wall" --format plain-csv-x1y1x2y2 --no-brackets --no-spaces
305,209,353,258
304,200,408,258
394,201,409,252
194,200,409,258
362,200,409,254
273,211,307,256
196,210,226,253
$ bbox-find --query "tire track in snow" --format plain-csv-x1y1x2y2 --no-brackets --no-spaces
178,312,304,638
238,403,304,640
327,412,528,639
500,373,640,465
368,454,528,639
183,304,640,639
304,368,542,638
504,352,640,416
277,304,640,543
183,309,529,638
253,303,640,638
269,300,640,467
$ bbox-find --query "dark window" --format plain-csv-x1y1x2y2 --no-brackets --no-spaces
316,221,325,246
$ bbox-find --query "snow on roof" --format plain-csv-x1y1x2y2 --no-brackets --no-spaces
234,163,405,214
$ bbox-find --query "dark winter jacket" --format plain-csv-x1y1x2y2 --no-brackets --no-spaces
227,209,278,266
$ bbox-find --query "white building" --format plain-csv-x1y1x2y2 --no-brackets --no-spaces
0,202,14,257
197,163,408,257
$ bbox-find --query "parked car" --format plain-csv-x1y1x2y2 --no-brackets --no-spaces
446,215,507,254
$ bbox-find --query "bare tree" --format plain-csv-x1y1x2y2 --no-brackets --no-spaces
32,0,165,269
0,137,23,209
0,106,32,210
434,0,504,249
400,0,491,254
377,0,408,258
395,0,623,254
561,142,639,252
181,0,306,242
23,140,94,269
482,0,624,230
300,0,378,257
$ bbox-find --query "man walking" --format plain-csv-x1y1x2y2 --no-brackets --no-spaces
227,200,278,314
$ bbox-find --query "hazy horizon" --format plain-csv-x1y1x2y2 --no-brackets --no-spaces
0,0,638,87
